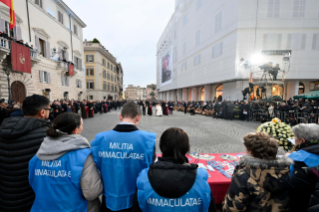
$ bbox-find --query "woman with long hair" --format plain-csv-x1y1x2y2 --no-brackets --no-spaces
29,113,103,212
136,128,216,212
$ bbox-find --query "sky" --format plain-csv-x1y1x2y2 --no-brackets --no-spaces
64,0,175,89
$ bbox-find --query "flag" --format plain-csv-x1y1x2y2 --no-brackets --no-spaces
68,64,74,76
0,0,15,29
11,42,31,74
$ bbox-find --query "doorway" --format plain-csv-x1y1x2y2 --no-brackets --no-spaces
11,81,26,103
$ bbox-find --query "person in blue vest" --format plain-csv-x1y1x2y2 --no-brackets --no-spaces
288,124,319,212
91,101,156,212
29,112,103,212
136,127,216,212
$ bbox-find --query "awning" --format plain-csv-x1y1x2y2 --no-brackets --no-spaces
293,90,319,100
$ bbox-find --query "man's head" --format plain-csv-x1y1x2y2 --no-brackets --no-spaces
120,102,141,126
23,95,50,120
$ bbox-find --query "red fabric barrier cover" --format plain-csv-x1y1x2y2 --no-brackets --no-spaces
156,152,245,204
11,42,31,74
68,64,74,76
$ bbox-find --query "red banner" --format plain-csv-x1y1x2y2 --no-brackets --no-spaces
68,64,74,76
11,41,31,74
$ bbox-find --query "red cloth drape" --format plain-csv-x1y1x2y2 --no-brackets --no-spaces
68,64,74,76
11,42,31,74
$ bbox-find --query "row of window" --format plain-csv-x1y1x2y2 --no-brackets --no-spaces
35,0,79,36
264,33,319,50
86,68,118,82
39,70,82,88
87,81,118,92
86,55,117,72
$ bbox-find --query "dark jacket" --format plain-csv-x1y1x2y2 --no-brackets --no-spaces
134,157,217,212
9,109,24,117
223,154,293,212
0,117,51,212
289,143,319,212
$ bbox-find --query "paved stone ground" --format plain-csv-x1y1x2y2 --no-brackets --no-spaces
82,109,260,154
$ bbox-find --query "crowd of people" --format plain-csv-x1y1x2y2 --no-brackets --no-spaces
0,98,125,126
0,95,319,212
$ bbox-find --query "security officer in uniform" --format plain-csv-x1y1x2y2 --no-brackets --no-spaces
91,102,156,212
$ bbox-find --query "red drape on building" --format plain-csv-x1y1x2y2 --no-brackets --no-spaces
11,42,31,74
68,64,74,76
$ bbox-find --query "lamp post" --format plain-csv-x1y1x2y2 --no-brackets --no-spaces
4,67,12,103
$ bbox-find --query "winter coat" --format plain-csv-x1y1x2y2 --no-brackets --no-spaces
0,117,51,212
9,109,24,117
133,157,217,212
35,134,103,212
223,154,293,212
289,143,319,212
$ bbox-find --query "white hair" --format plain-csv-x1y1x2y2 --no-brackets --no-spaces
292,124,319,142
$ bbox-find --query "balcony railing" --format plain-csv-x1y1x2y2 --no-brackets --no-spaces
0,37,39,60
57,61,69,70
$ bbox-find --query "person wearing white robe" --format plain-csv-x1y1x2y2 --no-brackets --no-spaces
156,104,163,117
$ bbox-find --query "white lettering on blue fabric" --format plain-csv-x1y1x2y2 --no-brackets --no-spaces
98,151,144,160
146,198,202,207
35,169,71,178
109,142,134,150
41,160,62,167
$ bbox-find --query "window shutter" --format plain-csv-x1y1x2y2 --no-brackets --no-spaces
80,80,82,88
86,69,89,76
46,41,50,58
92,69,94,76
66,77,69,86
92,82,94,89
263,34,268,50
35,36,40,52
61,75,65,86
87,82,89,89
293,0,299,17
65,51,69,61
58,47,62,59
47,72,51,84
15,26,22,41
220,43,223,55
0,18,5,33
79,59,82,71
287,34,292,49
39,70,43,83
277,34,282,49
91,55,94,62
301,34,306,50
86,55,89,62
312,34,318,50
267,0,274,17
274,0,280,17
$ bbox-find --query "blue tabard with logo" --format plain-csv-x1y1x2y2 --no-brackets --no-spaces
288,149,319,176
137,168,211,212
29,148,92,212
91,129,156,211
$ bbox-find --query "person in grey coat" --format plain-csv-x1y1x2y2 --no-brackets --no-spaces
29,112,103,212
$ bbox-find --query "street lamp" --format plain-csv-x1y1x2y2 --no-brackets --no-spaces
4,66,12,103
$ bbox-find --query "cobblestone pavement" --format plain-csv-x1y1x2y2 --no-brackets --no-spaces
82,109,260,154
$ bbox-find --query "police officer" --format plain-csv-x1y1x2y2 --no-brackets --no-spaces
29,112,103,212
91,102,156,212
136,128,216,212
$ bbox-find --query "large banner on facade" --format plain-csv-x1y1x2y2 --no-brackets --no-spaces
68,64,74,76
161,47,172,85
11,42,31,74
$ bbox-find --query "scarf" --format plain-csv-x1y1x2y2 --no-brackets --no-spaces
295,140,319,151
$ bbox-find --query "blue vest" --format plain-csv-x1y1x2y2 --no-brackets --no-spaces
91,129,156,211
29,148,91,212
288,150,319,176
137,168,211,212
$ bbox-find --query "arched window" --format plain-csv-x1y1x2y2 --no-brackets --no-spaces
215,84,223,100
200,87,205,101
298,82,305,94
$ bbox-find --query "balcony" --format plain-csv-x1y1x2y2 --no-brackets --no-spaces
0,38,40,65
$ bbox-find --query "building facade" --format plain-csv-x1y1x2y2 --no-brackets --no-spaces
146,84,157,100
157,0,319,101
0,0,87,102
84,41,123,100
125,84,137,100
